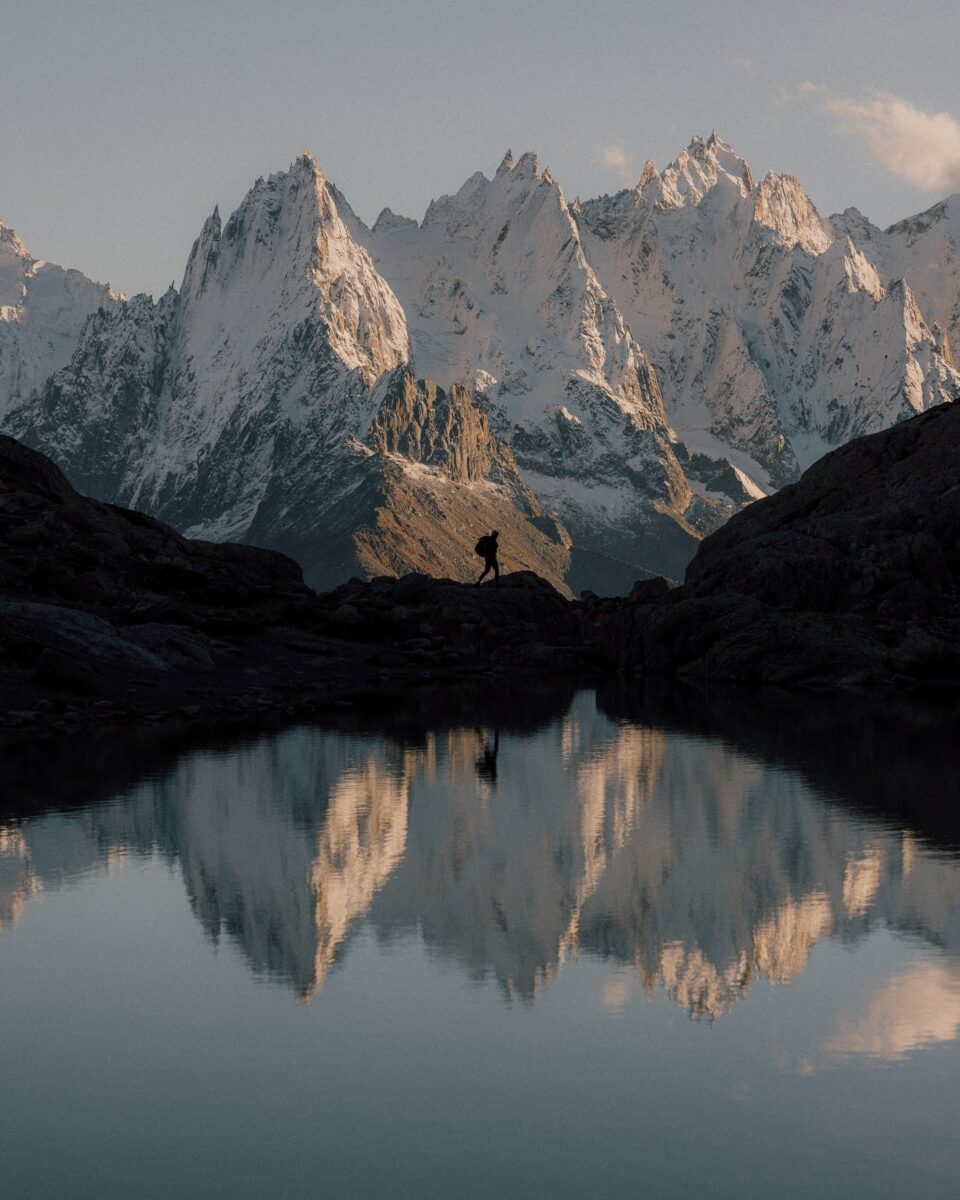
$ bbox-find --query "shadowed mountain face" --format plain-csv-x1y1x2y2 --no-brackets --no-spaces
3,687,959,1016
245,368,572,592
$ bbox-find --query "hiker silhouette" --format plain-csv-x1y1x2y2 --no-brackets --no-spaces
476,729,500,783
475,530,500,587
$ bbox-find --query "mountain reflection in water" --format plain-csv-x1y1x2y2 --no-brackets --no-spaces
2,686,960,1048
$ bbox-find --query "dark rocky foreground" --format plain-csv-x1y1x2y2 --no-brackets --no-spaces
583,401,960,687
0,434,591,732
1,402,958,733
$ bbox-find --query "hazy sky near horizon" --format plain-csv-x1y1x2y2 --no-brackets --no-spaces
2,0,959,297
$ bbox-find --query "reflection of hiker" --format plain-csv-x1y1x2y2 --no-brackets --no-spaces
476,729,500,783
475,530,500,587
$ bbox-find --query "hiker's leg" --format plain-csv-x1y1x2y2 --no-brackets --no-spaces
477,562,490,585
493,558,500,586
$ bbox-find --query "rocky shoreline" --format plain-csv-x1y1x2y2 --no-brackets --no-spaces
0,432,598,733
2,401,958,733
582,400,960,687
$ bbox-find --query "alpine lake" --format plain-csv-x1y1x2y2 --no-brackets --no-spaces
2,681,959,1200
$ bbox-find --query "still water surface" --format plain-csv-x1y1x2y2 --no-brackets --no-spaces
2,689,960,1199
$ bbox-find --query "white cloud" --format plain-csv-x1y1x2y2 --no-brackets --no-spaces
824,961,960,1062
731,57,753,73
596,143,636,184
821,91,960,194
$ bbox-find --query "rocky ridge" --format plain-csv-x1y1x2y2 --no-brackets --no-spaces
583,400,960,687
0,433,588,732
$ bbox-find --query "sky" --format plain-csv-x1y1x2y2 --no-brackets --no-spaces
2,0,959,298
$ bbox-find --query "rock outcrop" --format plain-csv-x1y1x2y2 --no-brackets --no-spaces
245,366,573,593
0,434,585,731
583,401,960,687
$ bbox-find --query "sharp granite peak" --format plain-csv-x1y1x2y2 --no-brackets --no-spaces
0,219,118,422
2,134,959,593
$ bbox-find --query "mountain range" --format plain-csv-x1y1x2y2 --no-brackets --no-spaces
2,133,958,592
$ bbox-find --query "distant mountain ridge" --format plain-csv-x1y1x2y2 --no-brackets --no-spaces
578,133,959,489
2,135,958,592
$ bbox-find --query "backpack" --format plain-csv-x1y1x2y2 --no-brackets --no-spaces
475,535,492,557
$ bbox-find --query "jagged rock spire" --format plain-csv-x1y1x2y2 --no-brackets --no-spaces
638,160,658,188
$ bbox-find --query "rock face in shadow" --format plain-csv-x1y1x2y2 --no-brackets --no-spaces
246,367,572,594
583,402,960,686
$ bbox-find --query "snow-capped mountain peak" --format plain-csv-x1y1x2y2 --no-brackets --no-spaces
0,220,117,420
179,155,409,387
178,205,221,299
9,157,412,546
751,172,831,255
637,159,659,190
0,221,30,266
511,150,541,179
644,133,754,209
576,133,960,489
372,208,418,235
